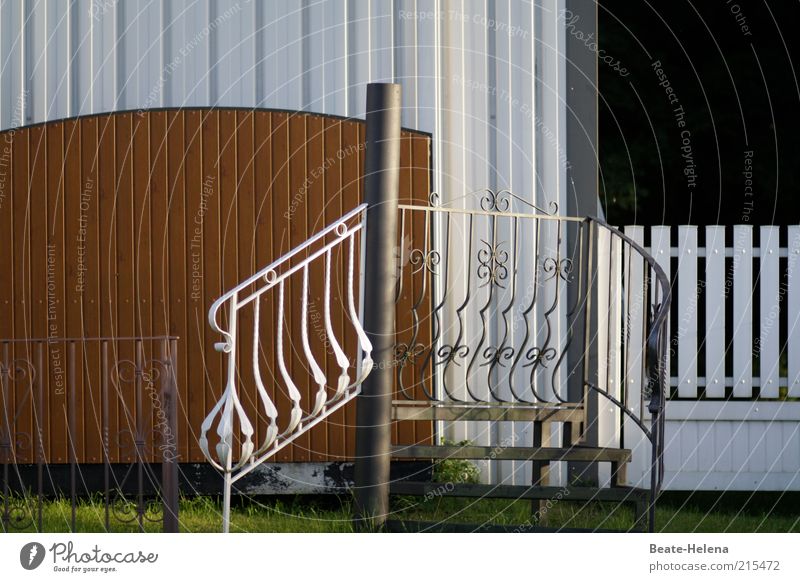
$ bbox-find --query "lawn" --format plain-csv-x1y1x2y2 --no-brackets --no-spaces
3,491,799,533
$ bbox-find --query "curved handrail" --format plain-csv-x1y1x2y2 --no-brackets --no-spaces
207,203,369,351
586,215,672,507
199,204,373,476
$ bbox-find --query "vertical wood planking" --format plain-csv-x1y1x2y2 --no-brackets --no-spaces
201,110,223,462
705,226,726,398
289,114,310,462
340,121,363,456
254,110,275,455
63,119,84,462
80,116,103,462
732,225,753,397
47,122,71,461
133,112,154,450
116,113,136,461
97,114,118,461
10,124,33,466
29,125,48,464
305,113,328,461
270,112,292,462
184,110,205,460
323,118,347,459
759,226,780,398
0,110,432,463
235,110,257,453
0,126,13,340
166,110,188,460
788,226,800,397
60,121,78,462
149,110,170,443
150,112,170,338
676,226,698,398
218,109,240,453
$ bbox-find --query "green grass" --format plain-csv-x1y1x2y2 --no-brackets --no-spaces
2,491,799,532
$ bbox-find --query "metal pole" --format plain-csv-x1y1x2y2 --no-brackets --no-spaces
354,83,402,530
161,338,180,533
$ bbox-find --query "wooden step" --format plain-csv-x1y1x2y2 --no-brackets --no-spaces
391,444,631,464
392,401,584,423
390,481,648,502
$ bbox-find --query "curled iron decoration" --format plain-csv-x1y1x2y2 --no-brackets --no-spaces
477,240,509,288
395,343,425,367
480,189,512,212
109,489,138,525
481,346,515,368
0,358,37,456
436,344,470,367
0,358,37,384
542,257,574,282
1,496,34,531
522,347,558,369
425,189,558,216
409,249,441,274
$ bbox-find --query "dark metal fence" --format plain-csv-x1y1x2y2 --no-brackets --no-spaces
0,337,179,532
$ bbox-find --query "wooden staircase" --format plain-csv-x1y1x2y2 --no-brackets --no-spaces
387,411,651,532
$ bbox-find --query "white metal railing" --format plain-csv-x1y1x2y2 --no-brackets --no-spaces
199,204,372,526
623,224,800,400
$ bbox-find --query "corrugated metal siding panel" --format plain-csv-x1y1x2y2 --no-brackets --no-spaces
0,0,565,208
0,108,431,463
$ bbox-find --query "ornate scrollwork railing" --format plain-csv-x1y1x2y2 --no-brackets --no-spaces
200,204,373,483
392,189,671,494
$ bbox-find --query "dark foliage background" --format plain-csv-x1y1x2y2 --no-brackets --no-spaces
599,0,800,227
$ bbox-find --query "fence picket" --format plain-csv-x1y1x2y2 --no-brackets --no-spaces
788,226,800,397
596,228,622,486
677,227,698,398
759,226,780,398
733,225,753,398
623,226,647,486
705,226,726,398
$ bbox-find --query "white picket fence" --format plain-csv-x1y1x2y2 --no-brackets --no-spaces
620,225,800,491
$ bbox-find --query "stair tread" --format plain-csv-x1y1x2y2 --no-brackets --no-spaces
391,444,631,463
392,401,584,422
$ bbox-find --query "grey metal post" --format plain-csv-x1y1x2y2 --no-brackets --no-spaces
566,0,599,486
161,338,180,533
354,83,402,530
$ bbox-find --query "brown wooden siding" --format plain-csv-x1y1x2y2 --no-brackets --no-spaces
0,108,432,463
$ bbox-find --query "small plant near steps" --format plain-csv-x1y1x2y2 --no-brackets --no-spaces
432,439,481,485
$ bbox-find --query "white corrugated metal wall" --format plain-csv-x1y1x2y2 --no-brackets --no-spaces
0,0,569,485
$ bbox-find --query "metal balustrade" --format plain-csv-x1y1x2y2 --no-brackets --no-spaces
199,204,372,531
389,189,671,531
